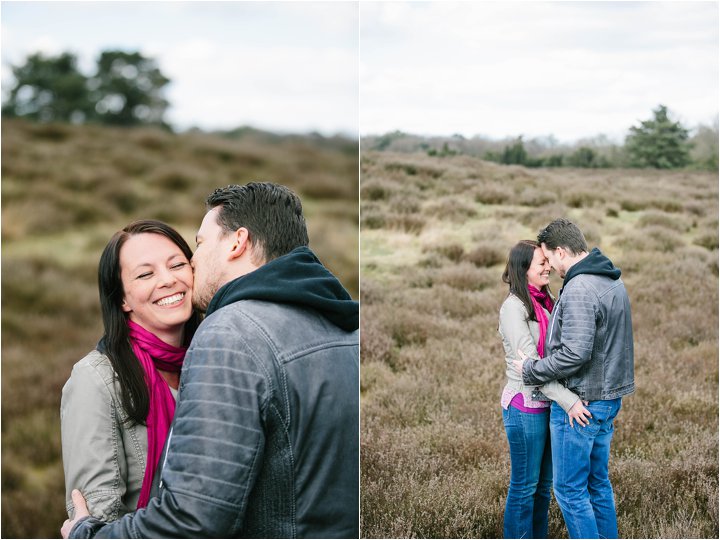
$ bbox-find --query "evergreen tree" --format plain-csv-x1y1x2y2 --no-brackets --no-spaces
625,105,691,168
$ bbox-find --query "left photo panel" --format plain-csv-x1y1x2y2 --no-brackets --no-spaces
1,2,359,538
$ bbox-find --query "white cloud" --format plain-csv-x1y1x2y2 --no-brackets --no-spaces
360,1,718,140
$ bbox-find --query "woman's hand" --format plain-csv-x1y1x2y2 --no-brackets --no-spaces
61,489,89,539
568,400,592,427
512,349,528,374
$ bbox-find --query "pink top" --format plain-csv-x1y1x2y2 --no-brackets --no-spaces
501,386,550,413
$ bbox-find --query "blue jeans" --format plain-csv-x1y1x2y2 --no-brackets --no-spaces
550,399,622,539
502,405,553,539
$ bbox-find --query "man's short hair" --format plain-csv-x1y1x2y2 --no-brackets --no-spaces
537,218,588,256
206,182,309,263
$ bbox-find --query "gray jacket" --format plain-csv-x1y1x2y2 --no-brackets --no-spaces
523,249,635,401
71,300,359,539
499,294,579,412
61,351,177,520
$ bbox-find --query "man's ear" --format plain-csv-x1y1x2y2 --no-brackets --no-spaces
228,227,251,261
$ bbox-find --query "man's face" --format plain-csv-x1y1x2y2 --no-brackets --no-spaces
541,243,566,278
191,208,229,311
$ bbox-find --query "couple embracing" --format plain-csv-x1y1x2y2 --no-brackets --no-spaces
60,183,359,538
499,219,635,539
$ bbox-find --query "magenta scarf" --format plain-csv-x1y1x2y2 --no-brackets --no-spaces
528,285,554,357
127,320,186,509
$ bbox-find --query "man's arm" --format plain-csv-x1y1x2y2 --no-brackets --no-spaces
69,319,268,539
522,285,597,386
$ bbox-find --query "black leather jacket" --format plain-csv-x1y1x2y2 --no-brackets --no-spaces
523,249,635,401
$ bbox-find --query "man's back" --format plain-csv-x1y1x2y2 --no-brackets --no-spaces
160,298,359,539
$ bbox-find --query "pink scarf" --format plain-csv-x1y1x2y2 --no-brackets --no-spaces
528,285,554,357
127,320,186,509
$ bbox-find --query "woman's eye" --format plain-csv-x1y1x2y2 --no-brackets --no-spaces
137,272,152,279
171,262,187,269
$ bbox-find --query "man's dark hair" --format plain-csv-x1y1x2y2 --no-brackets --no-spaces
537,218,588,256
206,182,309,263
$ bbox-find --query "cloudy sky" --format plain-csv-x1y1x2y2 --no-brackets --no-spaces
360,1,718,142
1,1,358,136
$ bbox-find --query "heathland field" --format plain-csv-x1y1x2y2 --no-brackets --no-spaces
1,119,358,538
360,151,718,538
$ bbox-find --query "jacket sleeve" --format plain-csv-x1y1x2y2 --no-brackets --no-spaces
523,284,597,386
61,360,131,521
537,380,579,413
71,318,268,539
499,298,540,362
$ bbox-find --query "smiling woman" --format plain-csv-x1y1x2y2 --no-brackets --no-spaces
60,220,202,522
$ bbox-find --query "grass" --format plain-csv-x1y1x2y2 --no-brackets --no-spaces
360,150,718,538
1,118,358,539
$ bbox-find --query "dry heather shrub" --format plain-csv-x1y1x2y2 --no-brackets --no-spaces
464,244,506,268
361,312,395,366
475,184,513,205
360,179,393,201
361,207,386,230
425,197,477,221
617,225,683,253
638,211,690,232
361,361,395,395
685,200,708,217
518,202,571,231
385,214,425,234
389,194,421,214
564,189,605,208
606,203,620,217
517,186,557,207
423,243,464,262
694,231,718,251
434,262,497,291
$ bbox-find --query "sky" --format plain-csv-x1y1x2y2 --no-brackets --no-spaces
1,1,359,136
360,1,719,143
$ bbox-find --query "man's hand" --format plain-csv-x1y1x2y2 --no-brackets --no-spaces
61,489,89,539
568,400,592,428
512,349,528,374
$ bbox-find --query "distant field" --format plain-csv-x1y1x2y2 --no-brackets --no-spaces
360,151,718,538
1,119,358,538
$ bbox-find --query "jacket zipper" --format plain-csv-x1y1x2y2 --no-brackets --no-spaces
158,427,173,490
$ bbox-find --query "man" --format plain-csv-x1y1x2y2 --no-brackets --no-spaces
514,218,634,539
63,183,359,539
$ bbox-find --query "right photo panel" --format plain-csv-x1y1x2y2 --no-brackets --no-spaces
359,2,719,539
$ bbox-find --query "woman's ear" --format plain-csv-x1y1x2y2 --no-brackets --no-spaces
121,298,132,313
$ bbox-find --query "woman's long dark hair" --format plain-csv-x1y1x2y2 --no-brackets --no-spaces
98,220,201,425
501,240,551,322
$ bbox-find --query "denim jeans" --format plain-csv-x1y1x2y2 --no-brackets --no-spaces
502,405,553,539
550,399,622,539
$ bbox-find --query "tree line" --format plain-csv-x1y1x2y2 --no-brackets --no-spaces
2,50,170,127
365,105,718,171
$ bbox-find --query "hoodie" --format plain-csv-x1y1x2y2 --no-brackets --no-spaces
205,246,358,332
562,247,621,289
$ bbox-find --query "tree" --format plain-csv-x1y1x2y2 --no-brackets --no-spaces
2,50,171,127
89,51,170,126
501,137,527,165
1,52,92,122
567,146,598,168
625,105,691,168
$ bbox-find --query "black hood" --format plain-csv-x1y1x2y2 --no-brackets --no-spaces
563,247,621,287
205,246,358,332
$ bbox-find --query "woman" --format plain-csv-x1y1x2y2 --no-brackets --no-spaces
61,220,201,521
498,240,585,539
